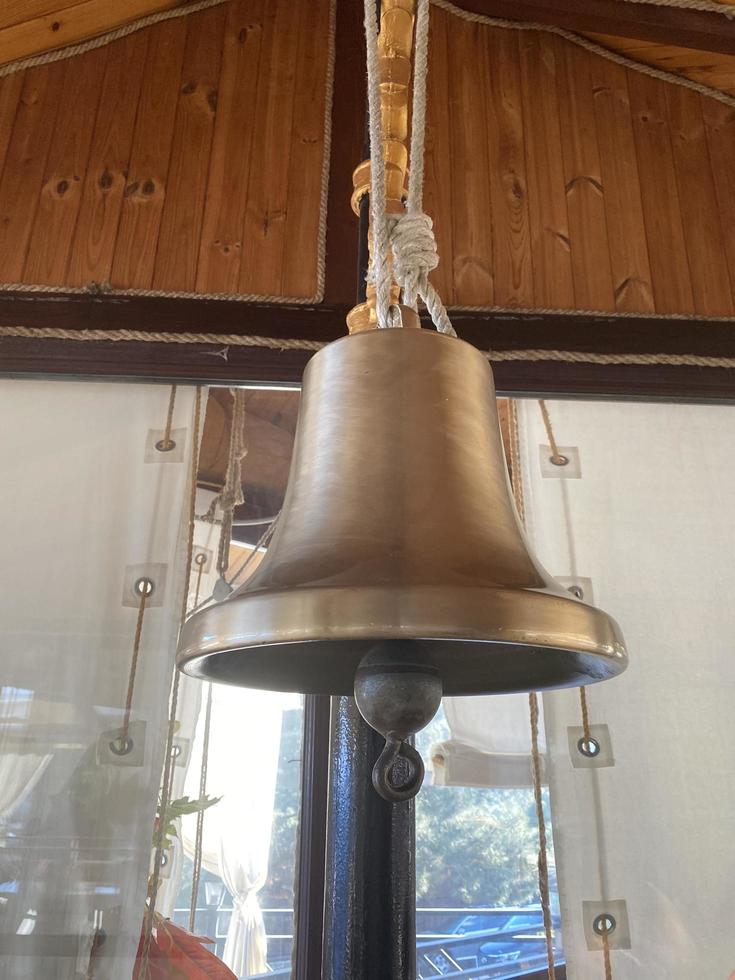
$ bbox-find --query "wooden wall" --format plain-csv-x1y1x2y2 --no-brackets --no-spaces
424,8,735,315
0,0,332,300
0,0,732,318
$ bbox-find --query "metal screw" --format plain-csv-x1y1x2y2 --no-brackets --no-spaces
109,735,134,756
155,437,177,452
593,913,617,937
567,584,584,600
134,577,155,598
578,736,601,758
550,453,569,467
194,553,207,567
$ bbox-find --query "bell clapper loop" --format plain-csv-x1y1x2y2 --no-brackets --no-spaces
372,734,425,803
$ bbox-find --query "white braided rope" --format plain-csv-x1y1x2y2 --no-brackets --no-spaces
1,323,733,368
391,0,456,336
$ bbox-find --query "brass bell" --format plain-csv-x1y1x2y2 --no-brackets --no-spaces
178,329,627,797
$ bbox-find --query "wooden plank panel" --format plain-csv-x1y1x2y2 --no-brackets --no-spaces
0,2,71,32
281,0,331,300
23,47,107,284
423,7,455,305
666,85,733,315
240,0,301,297
555,38,615,311
586,33,735,98
152,6,226,292
588,57,654,313
196,0,266,294
702,97,735,299
0,73,24,180
0,63,64,281
484,28,533,308
67,30,148,287
0,0,180,65
448,17,494,305
110,18,187,289
627,70,695,313
519,31,575,309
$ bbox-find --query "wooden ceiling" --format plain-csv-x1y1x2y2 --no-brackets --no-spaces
0,0,733,399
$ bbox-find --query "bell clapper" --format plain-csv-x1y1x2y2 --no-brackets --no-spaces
353,643,443,803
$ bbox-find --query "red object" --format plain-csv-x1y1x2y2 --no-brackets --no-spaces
133,916,237,980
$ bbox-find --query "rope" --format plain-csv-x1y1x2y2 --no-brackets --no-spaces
508,403,555,979
602,928,613,980
0,0,337,307
205,389,247,578
538,399,565,463
226,518,278,586
121,588,148,741
160,385,177,451
363,0,394,329
529,692,557,980
430,0,735,111
1,323,734,368
579,686,593,745
140,385,203,974
189,682,214,933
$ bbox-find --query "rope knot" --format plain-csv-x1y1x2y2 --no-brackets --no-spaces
389,211,439,305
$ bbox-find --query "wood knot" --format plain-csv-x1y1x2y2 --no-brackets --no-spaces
51,20,61,32
142,179,155,196
238,27,248,43
56,179,69,196
207,89,218,113
181,81,196,95
123,181,139,198
98,169,113,191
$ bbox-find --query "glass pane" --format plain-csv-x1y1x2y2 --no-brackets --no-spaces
416,707,563,979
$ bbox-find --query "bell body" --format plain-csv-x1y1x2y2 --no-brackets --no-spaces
178,329,627,694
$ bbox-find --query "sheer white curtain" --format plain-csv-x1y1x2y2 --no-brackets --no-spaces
0,380,200,980
431,694,545,788
183,685,285,977
516,398,735,980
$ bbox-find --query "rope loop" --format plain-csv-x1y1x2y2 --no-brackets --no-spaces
389,212,439,308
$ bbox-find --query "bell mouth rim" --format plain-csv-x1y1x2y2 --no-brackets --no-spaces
177,583,627,695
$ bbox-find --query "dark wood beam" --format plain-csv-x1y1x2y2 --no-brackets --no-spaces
323,0,364,304
0,292,733,400
449,0,735,54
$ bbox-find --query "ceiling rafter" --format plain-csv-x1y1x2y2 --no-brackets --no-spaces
446,0,735,54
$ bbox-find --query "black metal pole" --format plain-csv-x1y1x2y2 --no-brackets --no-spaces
322,697,416,980
322,4,416,975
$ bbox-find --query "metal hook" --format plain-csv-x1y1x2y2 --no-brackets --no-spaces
372,734,425,803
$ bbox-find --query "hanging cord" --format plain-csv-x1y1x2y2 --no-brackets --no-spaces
579,685,593,746
157,386,177,452
363,0,455,334
203,389,248,579
602,927,613,980
189,682,214,933
226,518,278,587
140,386,203,975
119,583,150,745
390,0,456,336
538,399,568,466
529,693,557,980
508,400,556,978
